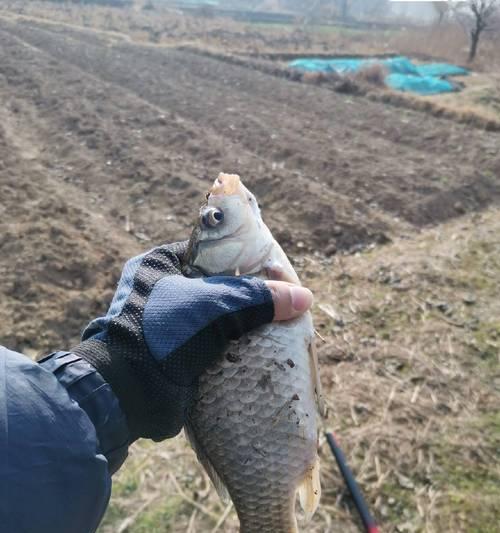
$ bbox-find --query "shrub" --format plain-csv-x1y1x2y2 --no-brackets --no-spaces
353,63,387,87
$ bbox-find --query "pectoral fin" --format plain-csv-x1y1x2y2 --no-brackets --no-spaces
298,456,321,521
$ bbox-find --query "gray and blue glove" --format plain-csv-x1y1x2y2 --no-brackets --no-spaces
73,241,312,442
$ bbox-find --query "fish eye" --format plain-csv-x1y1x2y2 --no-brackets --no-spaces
202,207,224,228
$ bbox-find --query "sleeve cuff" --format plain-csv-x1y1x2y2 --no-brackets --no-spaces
38,351,131,475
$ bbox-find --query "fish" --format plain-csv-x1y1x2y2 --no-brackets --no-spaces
184,173,324,533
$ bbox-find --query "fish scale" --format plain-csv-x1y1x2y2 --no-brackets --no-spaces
186,315,318,533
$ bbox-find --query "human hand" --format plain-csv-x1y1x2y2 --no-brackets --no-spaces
74,242,312,441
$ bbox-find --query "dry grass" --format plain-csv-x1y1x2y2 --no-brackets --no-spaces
367,90,500,132
307,207,500,532
429,71,500,125
301,70,342,85
352,64,387,88
391,23,500,72
99,207,500,532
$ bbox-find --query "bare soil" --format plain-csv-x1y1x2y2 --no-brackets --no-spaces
1,15,499,352
0,6,499,533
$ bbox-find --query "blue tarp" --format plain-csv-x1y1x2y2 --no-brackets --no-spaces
288,55,469,95
414,63,469,77
384,57,420,75
385,73,455,95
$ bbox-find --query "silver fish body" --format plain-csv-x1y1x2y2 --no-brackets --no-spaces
187,314,320,533
185,173,322,532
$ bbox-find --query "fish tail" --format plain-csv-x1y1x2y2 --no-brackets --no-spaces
297,455,321,520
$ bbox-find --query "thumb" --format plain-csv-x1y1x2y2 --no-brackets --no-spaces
265,281,313,321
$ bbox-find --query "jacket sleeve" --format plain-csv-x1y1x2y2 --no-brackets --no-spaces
0,346,130,533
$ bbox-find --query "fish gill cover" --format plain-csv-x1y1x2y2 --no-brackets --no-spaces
289,56,469,95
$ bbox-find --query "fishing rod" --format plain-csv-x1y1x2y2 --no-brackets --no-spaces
325,432,380,533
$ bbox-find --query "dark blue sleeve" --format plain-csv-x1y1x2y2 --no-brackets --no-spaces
0,346,130,533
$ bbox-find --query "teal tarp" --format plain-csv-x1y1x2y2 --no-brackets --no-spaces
288,56,420,75
288,55,469,95
414,63,469,77
384,57,420,75
385,73,455,95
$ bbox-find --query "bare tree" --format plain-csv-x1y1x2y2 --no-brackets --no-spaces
467,0,498,61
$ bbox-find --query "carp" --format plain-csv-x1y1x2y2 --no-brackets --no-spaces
184,173,324,533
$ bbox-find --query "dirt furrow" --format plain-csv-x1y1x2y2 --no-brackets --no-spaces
2,18,499,229
0,21,392,252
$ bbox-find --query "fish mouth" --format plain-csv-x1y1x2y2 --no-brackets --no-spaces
209,173,241,197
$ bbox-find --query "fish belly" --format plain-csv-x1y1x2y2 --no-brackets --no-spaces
186,313,319,533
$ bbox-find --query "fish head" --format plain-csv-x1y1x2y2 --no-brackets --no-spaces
185,173,275,276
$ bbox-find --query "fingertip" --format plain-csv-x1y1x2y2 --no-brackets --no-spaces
290,286,314,314
265,281,313,321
